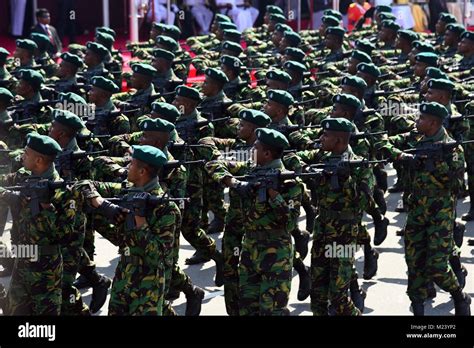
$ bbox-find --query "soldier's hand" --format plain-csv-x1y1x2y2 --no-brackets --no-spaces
267,188,279,200
398,152,415,162
97,200,128,224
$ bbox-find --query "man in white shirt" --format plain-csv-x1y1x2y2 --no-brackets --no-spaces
215,0,259,31
185,0,213,34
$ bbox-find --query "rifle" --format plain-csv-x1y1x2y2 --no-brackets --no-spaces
402,140,474,171
55,149,108,175
373,86,416,97
0,117,34,130
105,190,189,230
1,177,72,217
85,109,132,135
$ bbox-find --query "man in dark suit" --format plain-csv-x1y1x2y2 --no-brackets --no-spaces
30,8,63,57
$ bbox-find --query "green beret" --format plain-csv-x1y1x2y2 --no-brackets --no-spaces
461,31,474,42
268,89,294,107
322,15,340,27
140,117,175,133
86,41,108,59
413,40,435,53
381,20,400,32
132,63,157,77
222,41,243,54
132,145,167,169
238,109,271,128
0,47,10,63
342,75,367,90
427,78,455,92
321,117,354,133
220,55,242,71
283,31,301,46
95,32,115,50
351,50,372,64
223,29,241,42
426,67,448,79
219,22,238,31
60,52,83,68
155,35,179,51
266,5,284,15
18,69,44,90
398,29,419,43
379,13,396,21
355,39,376,54
256,128,289,149
30,33,51,51
415,52,438,66
284,47,305,61
269,13,286,24
53,109,84,131
325,26,346,38
96,26,116,38
151,102,180,122
26,133,62,156
163,25,181,40
266,69,291,84
215,14,231,23
91,76,120,93
357,62,381,78
0,87,14,103
175,85,201,102
283,60,307,74
275,23,292,33
323,9,343,20
446,23,466,36
439,12,457,24
16,39,37,53
152,48,175,62
152,22,167,31
419,101,448,120
58,92,87,106
332,93,361,109
375,5,392,13
205,68,229,84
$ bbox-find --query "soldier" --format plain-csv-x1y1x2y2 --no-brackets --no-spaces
0,48,12,84
434,12,457,46
220,55,246,100
170,85,224,284
206,128,302,315
82,42,109,84
29,33,57,78
79,145,181,315
11,39,37,72
0,134,68,314
87,76,130,137
442,23,465,58
456,31,474,72
382,102,471,316
46,52,84,97
150,48,182,96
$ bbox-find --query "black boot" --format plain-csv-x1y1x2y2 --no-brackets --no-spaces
207,217,225,235
469,239,474,246
363,247,379,280
374,217,389,246
292,228,310,260
451,256,468,289
452,290,471,316
185,250,211,265
90,275,112,314
388,181,403,193
350,280,366,313
453,221,465,248
426,281,436,299
183,282,205,316
211,251,224,287
462,193,474,221
294,259,311,301
411,301,424,316
373,188,387,215
396,228,405,237
303,202,316,233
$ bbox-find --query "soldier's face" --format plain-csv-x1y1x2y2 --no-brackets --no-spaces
347,58,358,75
457,38,472,54
221,64,234,80
139,131,165,147
13,47,27,60
414,61,428,77
271,31,284,46
341,85,361,99
15,79,31,97
88,86,101,104
435,20,445,35
319,130,337,151
279,38,289,51
127,158,140,183
425,88,450,105
22,147,39,171
266,79,287,90
263,100,280,118
408,48,418,66
238,120,254,140
201,77,215,96
420,76,430,94
444,30,457,46
331,103,347,118
416,114,432,134
150,28,159,40
84,49,97,66
48,121,63,141
254,141,270,166
319,24,327,37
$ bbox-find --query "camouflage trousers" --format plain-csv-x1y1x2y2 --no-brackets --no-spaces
238,231,293,316
222,211,245,316
201,176,227,229
310,219,360,316
108,260,165,315
61,244,90,315
404,194,460,302
6,254,63,315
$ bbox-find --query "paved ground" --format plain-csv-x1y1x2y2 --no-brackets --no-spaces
1,164,473,315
